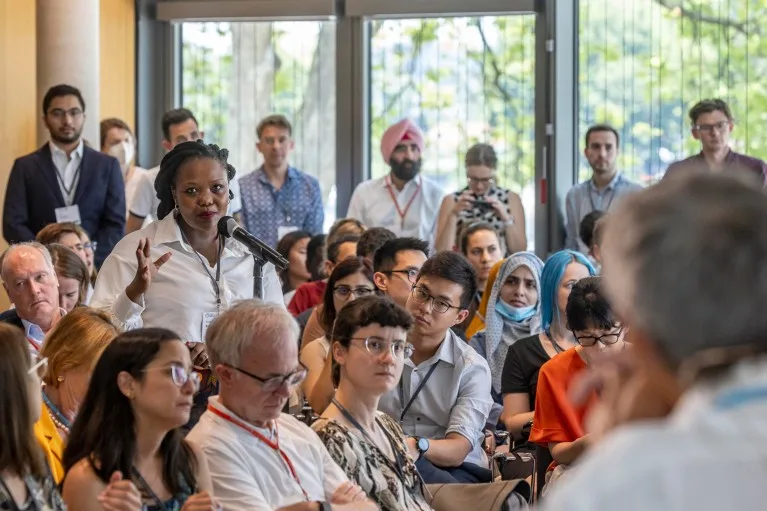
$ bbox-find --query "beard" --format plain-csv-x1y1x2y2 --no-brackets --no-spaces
390,158,422,182
50,124,83,145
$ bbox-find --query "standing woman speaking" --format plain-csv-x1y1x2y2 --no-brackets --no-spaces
92,140,283,343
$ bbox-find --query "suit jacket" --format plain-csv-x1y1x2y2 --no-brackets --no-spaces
34,402,66,483
0,308,23,330
3,143,126,266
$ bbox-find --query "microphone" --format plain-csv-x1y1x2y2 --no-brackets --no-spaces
217,216,289,271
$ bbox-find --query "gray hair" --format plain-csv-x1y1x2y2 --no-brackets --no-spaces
1,242,55,282
205,300,299,369
602,168,767,369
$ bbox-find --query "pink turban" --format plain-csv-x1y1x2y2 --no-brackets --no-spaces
380,118,424,163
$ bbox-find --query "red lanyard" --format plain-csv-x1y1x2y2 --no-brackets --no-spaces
207,404,309,501
28,337,40,352
385,175,422,228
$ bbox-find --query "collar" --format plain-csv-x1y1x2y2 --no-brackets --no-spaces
695,148,736,163
21,307,66,345
207,396,276,435
589,172,622,192
256,166,297,185
152,213,248,258
382,174,422,192
48,139,84,160
407,329,457,369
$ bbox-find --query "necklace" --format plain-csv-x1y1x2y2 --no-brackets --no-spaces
42,388,72,433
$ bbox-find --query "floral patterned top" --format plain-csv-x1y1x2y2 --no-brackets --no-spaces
0,472,66,511
313,412,433,511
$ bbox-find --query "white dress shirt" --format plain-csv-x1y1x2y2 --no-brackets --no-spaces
90,213,283,342
378,328,493,467
346,174,444,244
542,356,767,511
49,140,84,206
187,396,349,511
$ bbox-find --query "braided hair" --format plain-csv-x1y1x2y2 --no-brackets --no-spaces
154,140,236,220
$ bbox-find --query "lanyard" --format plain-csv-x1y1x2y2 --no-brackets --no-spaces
207,405,309,501
28,337,40,352
55,162,82,202
588,181,616,213
713,385,767,411
178,219,223,311
385,175,422,229
398,363,438,422
330,399,406,480
42,389,72,430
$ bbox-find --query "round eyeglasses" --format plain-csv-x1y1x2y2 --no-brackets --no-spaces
144,364,202,390
349,337,414,358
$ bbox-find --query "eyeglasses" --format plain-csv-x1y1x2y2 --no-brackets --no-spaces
230,364,307,393
467,176,495,185
333,286,375,300
410,285,461,314
28,355,48,377
385,268,419,284
693,120,730,133
48,108,83,120
573,327,624,347
349,337,414,358
143,364,202,390
83,241,97,251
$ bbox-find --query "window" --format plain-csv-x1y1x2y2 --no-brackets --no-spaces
181,21,337,229
369,16,537,249
578,0,766,184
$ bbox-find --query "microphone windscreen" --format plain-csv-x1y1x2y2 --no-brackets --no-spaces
217,216,234,237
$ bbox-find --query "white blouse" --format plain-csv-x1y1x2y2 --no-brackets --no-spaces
91,214,283,342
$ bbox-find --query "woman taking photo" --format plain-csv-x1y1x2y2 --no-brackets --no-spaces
61,328,219,510
35,307,120,482
499,250,595,438
48,244,91,312
276,230,312,305
313,295,432,511
469,252,544,422
0,323,66,510
300,257,376,412
435,143,526,255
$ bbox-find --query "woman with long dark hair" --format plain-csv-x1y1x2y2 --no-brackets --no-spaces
61,328,219,510
275,229,311,302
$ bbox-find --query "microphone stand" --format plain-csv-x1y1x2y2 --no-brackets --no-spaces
251,249,266,300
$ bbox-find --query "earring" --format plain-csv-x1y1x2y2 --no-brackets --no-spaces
57,376,64,383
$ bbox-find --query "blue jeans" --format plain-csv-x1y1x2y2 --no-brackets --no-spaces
415,456,493,484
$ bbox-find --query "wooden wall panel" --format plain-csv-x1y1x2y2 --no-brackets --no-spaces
100,0,136,134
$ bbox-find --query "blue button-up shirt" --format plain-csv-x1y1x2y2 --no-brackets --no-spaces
565,173,643,253
239,166,324,248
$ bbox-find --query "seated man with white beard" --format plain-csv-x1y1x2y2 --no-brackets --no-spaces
187,300,377,511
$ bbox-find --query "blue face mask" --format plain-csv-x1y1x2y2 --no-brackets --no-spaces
495,300,536,323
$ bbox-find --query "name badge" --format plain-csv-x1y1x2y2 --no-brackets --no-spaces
277,226,299,243
201,311,220,342
54,205,82,224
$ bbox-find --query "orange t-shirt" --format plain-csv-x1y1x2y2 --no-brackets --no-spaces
529,347,596,453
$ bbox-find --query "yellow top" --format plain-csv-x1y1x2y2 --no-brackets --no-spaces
465,259,505,340
34,402,66,483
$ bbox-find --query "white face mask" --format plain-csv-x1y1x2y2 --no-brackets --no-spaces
107,141,135,175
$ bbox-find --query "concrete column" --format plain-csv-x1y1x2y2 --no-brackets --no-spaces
36,0,100,146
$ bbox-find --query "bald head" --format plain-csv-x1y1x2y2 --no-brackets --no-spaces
1,243,60,330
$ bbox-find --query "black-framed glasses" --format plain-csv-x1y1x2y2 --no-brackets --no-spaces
333,285,375,300
48,108,83,120
143,364,202,390
349,337,414,358
410,285,461,314
230,364,307,393
385,268,419,284
573,327,624,347
693,120,730,133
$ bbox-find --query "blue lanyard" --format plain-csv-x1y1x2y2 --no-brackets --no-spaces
712,386,767,411
42,389,72,429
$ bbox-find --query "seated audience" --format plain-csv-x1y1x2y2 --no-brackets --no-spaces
530,276,626,493
62,328,219,510
590,216,607,270
469,252,544,422
100,117,148,219
187,301,376,511
541,171,767,510
436,144,526,254
0,324,66,509
357,227,397,262
289,233,359,317
35,307,119,482
294,234,328,338
372,237,430,308
36,222,96,303
379,251,493,484
499,250,595,438
455,222,504,339
464,259,505,339
276,230,311,305
328,217,366,240
313,296,432,510
578,210,605,272
47,244,90,312
301,257,376,413
0,243,64,351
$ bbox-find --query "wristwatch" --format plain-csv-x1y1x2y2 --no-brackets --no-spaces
415,436,430,456
317,501,332,511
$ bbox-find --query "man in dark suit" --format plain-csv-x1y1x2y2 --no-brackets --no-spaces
3,84,125,267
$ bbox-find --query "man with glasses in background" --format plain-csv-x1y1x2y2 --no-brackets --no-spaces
372,237,429,308
3,84,126,267
188,300,376,511
664,98,767,185
378,251,494,484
